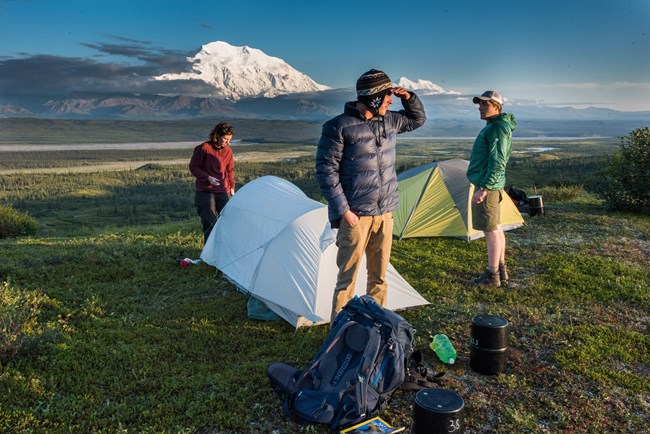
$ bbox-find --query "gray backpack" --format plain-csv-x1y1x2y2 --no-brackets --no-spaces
267,295,415,430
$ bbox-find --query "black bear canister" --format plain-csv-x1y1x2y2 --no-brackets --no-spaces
470,314,510,375
528,195,544,216
411,388,465,434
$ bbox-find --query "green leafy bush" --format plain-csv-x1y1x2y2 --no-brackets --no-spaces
596,127,650,213
0,281,61,366
528,183,584,202
0,205,39,238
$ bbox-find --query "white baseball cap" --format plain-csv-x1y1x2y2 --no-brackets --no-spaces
472,90,503,105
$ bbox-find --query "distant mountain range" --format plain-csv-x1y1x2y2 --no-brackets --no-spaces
0,40,648,137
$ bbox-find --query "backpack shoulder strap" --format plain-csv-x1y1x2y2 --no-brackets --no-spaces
400,349,446,391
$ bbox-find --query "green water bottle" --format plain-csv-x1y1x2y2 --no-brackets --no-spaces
430,334,457,364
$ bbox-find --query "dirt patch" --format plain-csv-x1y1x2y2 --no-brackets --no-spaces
594,237,650,270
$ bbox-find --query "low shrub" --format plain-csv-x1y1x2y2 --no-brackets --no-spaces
0,281,61,365
533,184,584,202
0,205,39,239
596,127,650,214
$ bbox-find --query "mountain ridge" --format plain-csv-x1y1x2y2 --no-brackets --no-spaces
0,40,648,137
1,89,648,121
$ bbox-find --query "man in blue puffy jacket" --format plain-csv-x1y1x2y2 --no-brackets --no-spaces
316,69,426,323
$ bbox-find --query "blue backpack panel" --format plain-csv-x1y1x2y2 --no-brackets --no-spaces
267,295,415,430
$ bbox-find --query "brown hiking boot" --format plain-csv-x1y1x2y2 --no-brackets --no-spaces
499,263,509,284
466,269,501,288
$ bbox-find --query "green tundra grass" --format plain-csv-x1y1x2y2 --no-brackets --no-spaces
0,121,648,433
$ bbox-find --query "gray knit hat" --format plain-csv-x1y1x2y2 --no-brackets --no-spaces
356,69,393,109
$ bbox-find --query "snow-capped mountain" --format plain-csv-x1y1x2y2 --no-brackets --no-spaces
4,39,647,134
397,77,460,95
153,41,330,101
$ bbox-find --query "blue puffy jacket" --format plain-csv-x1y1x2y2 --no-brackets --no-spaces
316,94,426,226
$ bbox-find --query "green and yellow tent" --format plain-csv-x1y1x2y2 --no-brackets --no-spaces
393,159,524,240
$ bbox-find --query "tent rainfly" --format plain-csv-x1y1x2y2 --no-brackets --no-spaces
393,159,524,240
201,175,429,328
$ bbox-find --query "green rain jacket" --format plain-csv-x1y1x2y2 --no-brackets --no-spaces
466,113,517,190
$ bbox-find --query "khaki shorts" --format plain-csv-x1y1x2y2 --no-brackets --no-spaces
472,189,503,231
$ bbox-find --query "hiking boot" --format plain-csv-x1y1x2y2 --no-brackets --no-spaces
466,269,501,288
499,263,509,284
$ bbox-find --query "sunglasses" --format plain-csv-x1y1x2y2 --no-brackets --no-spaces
220,126,234,135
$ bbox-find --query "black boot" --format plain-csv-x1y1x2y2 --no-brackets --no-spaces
466,269,501,288
499,263,509,284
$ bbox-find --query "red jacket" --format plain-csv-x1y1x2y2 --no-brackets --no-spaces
189,142,235,193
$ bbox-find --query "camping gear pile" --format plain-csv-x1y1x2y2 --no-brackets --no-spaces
197,165,524,430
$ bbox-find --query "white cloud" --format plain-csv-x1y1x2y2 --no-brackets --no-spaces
505,81,650,111
533,81,650,91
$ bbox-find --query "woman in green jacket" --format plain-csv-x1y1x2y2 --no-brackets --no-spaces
466,90,517,288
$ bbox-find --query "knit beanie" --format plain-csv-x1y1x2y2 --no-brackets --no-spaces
356,69,393,110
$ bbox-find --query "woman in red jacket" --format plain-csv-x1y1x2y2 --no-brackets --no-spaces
189,122,236,243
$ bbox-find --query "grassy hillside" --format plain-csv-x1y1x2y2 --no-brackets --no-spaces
0,148,648,433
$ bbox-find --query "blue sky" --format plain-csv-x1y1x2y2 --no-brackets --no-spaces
1,0,649,111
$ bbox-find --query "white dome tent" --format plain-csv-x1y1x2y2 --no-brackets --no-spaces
201,175,429,328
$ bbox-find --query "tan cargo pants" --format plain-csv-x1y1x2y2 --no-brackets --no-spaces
330,212,393,323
